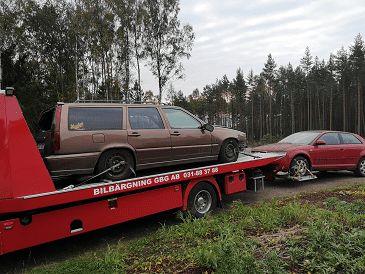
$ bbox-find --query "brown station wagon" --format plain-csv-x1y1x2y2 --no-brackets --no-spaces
34,103,247,181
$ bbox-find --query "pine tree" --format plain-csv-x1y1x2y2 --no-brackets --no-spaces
349,33,365,135
300,46,313,130
262,53,277,135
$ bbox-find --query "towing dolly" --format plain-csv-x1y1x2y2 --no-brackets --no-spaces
0,89,283,255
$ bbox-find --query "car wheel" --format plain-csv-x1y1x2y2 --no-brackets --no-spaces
355,157,365,177
289,156,311,177
97,149,134,181
218,139,239,163
187,182,217,218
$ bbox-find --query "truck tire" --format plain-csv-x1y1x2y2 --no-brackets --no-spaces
355,157,365,177
187,182,217,218
218,139,239,163
96,149,134,181
289,156,310,176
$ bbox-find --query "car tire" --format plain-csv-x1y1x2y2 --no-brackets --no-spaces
289,156,311,177
187,182,217,218
96,149,134,181
355,157,365,177
218,139,239,163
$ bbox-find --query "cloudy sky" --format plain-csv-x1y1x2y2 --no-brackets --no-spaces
141,0,365,99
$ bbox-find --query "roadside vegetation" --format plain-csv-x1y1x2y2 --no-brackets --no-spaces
26,183,365,274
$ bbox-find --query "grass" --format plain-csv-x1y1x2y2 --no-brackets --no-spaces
25,183,365,274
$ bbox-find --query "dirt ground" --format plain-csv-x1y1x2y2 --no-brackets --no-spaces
1,170,365,273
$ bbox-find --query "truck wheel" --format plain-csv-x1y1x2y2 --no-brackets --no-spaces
218,139,239,163
97,149,134,181
187,182,217,218
355,157,365,177
289,156,310,176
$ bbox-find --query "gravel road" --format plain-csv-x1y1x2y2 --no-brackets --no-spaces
1,170,364,273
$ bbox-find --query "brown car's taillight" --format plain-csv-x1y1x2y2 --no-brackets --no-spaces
51,105,62,151
51,132,60,151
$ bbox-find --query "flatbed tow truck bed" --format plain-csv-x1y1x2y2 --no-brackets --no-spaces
0,89,283,255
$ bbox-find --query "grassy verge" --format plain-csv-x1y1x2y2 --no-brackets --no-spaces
27,184,365,274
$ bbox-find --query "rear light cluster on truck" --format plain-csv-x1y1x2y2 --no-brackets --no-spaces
0,87,15,96
51,105,62,151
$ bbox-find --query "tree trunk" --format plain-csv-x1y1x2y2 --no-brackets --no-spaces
330,83,333,130
343,83,346,131
269,93,272,135
260,98,262,140
358,78,361,135
291,87,294,133
251,96,254,140
307,88,311,130
317,89,320,128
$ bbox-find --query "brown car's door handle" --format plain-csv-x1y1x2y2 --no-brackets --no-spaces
128,132,141,137
170,131,181,136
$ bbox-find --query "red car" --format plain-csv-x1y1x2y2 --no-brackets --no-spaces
251,131,365,177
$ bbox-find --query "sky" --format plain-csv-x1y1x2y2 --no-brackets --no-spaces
140,0,365,100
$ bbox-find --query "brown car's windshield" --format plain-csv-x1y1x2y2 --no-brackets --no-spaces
279,132,321,145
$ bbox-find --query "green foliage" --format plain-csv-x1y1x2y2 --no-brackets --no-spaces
1,0,194,127
194,231,262,274
28,252,128,274
23,184,365,274
2,1,365,138
260,133,283,145
143,0,194,103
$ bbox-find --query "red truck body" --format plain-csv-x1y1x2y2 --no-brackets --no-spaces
0,91,282,255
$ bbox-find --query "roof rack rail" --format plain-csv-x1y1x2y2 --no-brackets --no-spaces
74,99,130,104
73,99,167,105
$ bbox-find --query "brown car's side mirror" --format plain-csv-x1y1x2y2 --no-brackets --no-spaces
200,123,214,132
316,140,326,146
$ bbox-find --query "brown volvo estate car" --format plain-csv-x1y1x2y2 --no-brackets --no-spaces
34,103,247,180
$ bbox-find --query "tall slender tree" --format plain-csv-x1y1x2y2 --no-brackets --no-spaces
143,0,194,103
232,68,246,131
349,33,365,135
300,46,313,130
335,46,350,131
246,69,256,139
327,53,336,130
262,53,277,135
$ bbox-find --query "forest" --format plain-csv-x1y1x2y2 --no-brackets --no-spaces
1,0,365,141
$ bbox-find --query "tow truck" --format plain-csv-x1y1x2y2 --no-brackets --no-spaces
0,87,283,255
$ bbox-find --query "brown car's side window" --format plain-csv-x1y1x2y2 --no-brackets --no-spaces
340,133,362,144
128,107,164,129
162,108,201,129
68,107,123,131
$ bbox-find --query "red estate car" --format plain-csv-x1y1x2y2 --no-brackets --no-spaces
251,131,365,177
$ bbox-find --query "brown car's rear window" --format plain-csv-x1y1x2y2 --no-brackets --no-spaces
128,107,164,129
68,107,123,131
